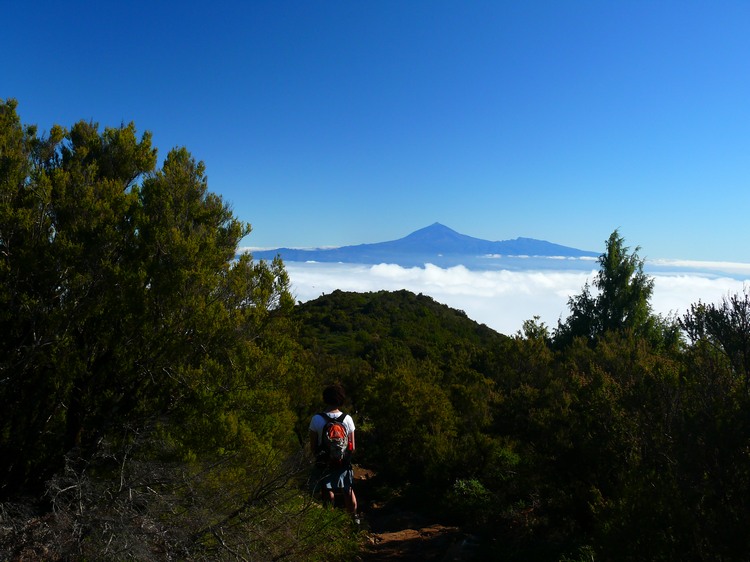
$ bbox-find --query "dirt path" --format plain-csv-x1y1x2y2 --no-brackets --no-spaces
354,467,478,561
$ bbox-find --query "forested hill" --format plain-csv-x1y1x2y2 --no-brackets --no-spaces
295,289,508,358
293,289,513,494
294,290,510,447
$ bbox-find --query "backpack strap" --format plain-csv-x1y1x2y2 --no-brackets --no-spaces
318,412,346,424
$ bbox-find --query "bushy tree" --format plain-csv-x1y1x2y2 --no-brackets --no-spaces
0,100,360,560
554,230,660,348
673,289,750,558
1,98,297,491
681,287,750,392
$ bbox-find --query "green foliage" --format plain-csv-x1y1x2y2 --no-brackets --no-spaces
296,289,508,485
298,283,750,560
443,478,493,526
0,99,298,490
5,98,750,560
361,363,457,481
681,287,750,390
1,100,361,560
554,230,673,349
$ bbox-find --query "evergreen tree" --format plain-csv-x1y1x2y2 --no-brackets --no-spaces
0,98,294,494
1,99,364,561
554,230,656,347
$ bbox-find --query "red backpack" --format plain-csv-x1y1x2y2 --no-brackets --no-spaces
317,412,351,467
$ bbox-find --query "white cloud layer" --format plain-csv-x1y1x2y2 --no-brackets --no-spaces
285,261,750,336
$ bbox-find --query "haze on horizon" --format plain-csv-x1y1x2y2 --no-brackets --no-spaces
240,222,750,335
283,260,749,336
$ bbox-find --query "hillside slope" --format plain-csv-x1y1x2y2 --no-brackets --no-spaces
295,289,510,559
295,288,508,360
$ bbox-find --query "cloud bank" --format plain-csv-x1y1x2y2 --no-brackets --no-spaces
285,261,750,336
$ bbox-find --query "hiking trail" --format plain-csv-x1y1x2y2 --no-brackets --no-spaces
353,466,479,561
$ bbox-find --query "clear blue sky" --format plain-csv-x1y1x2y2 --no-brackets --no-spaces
4,1,750,261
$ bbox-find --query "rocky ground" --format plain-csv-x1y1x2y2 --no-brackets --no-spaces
354,467,480,561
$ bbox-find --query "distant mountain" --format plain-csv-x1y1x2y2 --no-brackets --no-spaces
249,223,599,268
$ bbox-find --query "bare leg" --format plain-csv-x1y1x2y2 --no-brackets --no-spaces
345,488,357,514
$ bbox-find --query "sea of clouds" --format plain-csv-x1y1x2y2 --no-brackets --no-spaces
282,259,750,336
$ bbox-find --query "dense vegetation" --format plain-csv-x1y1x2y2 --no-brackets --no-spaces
3,99,750,560
295,251,750,561
0,100,358,560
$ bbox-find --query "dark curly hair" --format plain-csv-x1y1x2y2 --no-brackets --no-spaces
322,384,346,408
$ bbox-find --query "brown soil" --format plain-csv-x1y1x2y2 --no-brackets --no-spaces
353,466,479,561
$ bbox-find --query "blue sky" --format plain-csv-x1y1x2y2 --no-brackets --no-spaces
4,1,750,262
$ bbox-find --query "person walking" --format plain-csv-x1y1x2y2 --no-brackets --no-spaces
309,384,358,515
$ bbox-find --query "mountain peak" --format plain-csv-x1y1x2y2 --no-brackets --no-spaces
427,221,451,230
402,222,461,240
396,222,485,252
248,224,598,268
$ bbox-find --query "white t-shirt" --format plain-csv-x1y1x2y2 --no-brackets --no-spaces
309,411,355,445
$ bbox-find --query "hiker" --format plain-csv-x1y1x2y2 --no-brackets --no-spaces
308,384,358,514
